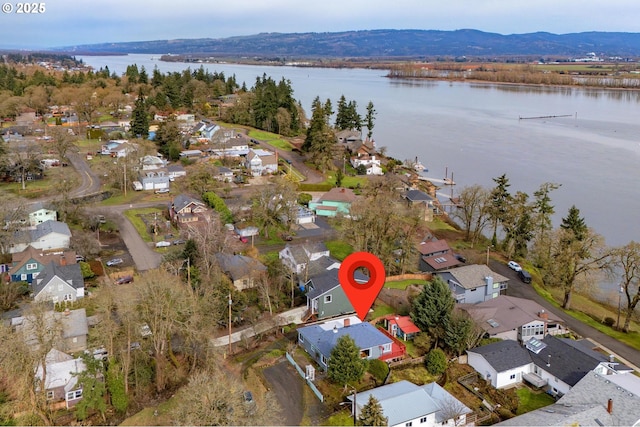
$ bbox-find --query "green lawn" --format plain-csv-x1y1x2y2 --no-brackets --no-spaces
323,174,368,189
123,207,165,242
323,410,354,426
368,300,395,320
516,387,555,414
385,279,429,290
248,130,293,151
325,240,354,261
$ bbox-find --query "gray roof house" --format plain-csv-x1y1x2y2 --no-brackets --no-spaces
435,264,509,304
12,308,88,353
496,370,640,426
417,239,461,272
467,335,629,394
404,189,435,221
304,268,369,320
27,202,57,226
347,380,472,427
169,194,209,225
32,262,85,304
215,253,267,291
138,170,170,191
279,242,332,276
35,349,85,409
297,318,393,370
458,295,566,343
11,220,72,254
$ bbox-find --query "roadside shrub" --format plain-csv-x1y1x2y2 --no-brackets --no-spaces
202,191,233,223
367,359,389,384
603,317,616,327
425,348,447,375
297,183,333,192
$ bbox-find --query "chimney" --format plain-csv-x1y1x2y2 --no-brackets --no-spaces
610,354,615,363
607,398,613,414
547,355,551,367
539,310,548,320
344,318,350,327
60,256,67,266
333,325,338,334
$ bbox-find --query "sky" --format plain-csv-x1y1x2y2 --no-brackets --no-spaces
2,0,640,49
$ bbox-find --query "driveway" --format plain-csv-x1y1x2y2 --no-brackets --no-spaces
263,361,305,426
496,260,640,369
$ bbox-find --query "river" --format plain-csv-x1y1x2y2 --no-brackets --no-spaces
79,54,640,301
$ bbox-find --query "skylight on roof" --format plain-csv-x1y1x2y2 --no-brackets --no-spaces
487,319,499,328
525,337,547,354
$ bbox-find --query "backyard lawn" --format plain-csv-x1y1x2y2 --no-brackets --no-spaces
516,387,555,414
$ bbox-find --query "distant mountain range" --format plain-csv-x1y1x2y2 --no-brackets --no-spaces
55,29,640,59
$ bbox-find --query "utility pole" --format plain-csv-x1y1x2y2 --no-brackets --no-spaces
228,292,232,355
123,162,127,196
617,284,624,330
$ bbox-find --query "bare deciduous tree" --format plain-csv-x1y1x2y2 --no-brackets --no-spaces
450,184,491,247
610,241,640,332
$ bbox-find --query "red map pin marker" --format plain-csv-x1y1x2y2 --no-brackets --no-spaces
338,251,386,321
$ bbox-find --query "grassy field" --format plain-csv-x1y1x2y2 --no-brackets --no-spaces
515,387,555,414
248,129,293,151
325,240,354,261
384,279,429,290
322,173,368,189
123,207,166,242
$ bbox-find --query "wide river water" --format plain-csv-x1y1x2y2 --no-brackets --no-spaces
80,54,640,301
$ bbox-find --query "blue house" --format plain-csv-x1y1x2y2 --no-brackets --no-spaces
297,319,393,370
10,245,77,284
308,187,358,217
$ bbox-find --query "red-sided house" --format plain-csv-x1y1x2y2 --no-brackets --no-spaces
382,314,421,341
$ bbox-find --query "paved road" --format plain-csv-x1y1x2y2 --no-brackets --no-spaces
494,259,640,369
66,151,102,198
251,137,324,184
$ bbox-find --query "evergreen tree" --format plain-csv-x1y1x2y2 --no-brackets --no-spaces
489,173,511,248
75,353,107,422
106,361,129,414
130,92,149,139
358,395,388,426
443,311,474,356
410,277,454,346
327,335,367,387
365,101,376,140
335,95,349,130
139,65,149,84
425,348,447,375
561,205,588,241
302,97,336,171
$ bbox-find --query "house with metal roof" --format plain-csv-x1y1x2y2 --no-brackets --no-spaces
35,349,86,409
435,264,509,304
12,308,88,353
404,189,435,221
346,380,472,427
381,314,421,341
32,262,85,304
245,148,278,176
279,242,332,276
297,318,394,370
458,295,566,343
496,370,640,426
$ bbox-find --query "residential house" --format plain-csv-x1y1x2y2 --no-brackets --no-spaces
207,139,250,157
336,130,361,145
295,206,316,224
308,187,358,217
179,149,203,159
100,139,127,155
16,109,37,127
245,148,278,176
12,308,89,353
32,262,85,304
305,268,363,320
215,253,267,291
297,317,396,370
435,264,509,304
35,349,85,409
467,335,629,394
110,141,138,158
11,220,72,254
496,370,640,426
347,380,472,427
140,155,166,170
169,194,209,225
404,189,435,221
279,242,332,275
213,166,234,182
10,245,77,284
381,315,421,341
176,113,195,123
138,170,170,191
467,340,534,389
417,239,461,272
167,164,187,180
458,295,566,343
351,154,383,175
27,202,57,226
201,123,220,140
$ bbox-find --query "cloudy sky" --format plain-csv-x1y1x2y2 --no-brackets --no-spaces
1,0,640,49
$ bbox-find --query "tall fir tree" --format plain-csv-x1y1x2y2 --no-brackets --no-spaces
130,92,149,139
365,101,376,140
358,395,388,426
327,335,367,387
561,205,588,241
489,173,511,248
410,277,455,346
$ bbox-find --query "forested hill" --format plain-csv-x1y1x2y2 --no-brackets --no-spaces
55,29,640,58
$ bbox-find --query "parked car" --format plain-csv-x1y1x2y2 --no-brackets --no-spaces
155,241,171,248
508,261,522,272
518,269,532,284
75,255,85,262
454,254,467,263
115,275,134,285
106,258,123,266
172,239,186,245
155,188,170,194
